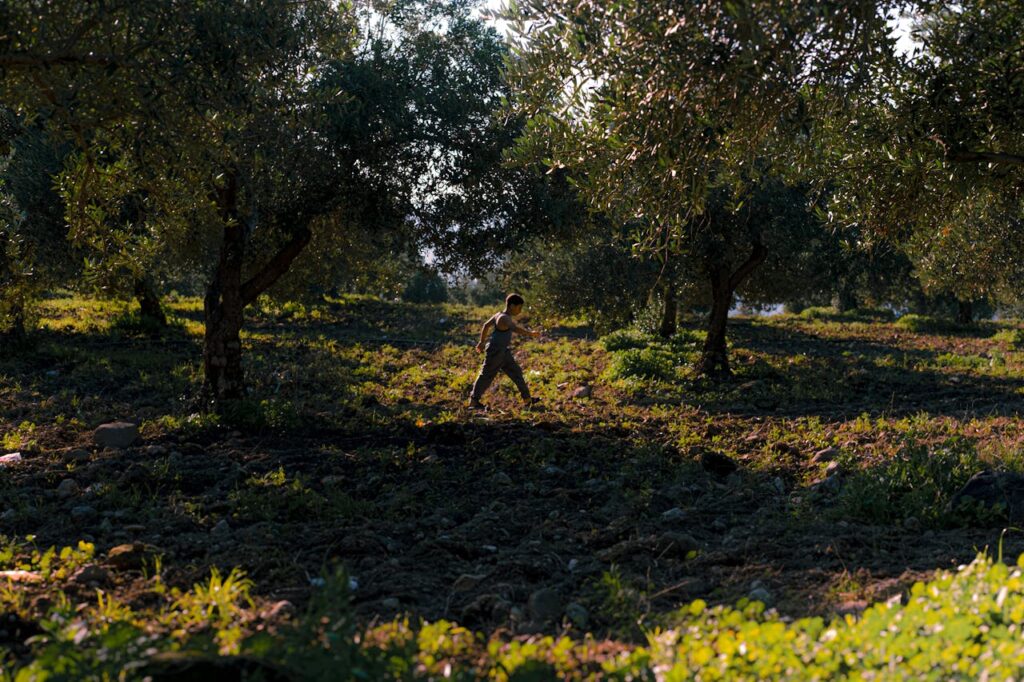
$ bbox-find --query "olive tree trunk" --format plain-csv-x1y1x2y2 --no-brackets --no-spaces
658,285,677,339
202,173,312,408
698,242,768,377
134,277,167,327
957,300,973,325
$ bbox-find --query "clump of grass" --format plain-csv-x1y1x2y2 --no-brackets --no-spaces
991,327,1024,348
831,436,989,526
604,347,676,382
895,314,963,333
799,307,895,323
108,310,184,338
600,329,651,352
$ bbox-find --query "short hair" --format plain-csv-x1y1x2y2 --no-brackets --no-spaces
506,293,525,308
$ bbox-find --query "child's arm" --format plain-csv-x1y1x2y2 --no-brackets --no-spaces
511,318,542,338
475,317,496,352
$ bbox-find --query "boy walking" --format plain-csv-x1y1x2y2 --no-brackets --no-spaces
469,293,541,410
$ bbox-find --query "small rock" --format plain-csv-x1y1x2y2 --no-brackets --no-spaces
571,385,592,399
772,477,785,495
948,470,1024,523
711,518,727,532
0,452,22,466
825,461,841,475
106,543,150,570
1,509,14,521
835,600,868,617
143,445,167,457
93,422,140,449
565,602,589,628
481,544,497,553
700,451,738,477
453,573,487,592
659,532,699,557
543,465,567,476
460,593,494,621
661,507,687,522
71,564,111,586
528,588,562,623
64,449,90,463
70,505,97,522
492,472,513,486
211,519,231,536
812,473,843,495
567,558,579,572
812,447,840,464
749,585,773,605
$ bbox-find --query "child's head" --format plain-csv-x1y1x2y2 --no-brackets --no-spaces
505,293,525,314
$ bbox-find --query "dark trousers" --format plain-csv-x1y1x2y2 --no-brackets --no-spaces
471,349,530,400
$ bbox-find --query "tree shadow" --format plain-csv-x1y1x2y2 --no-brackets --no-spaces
666,319,1024,419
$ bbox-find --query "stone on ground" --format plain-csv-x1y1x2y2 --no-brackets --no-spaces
93,422,139,449
949,470,1024,522
527,587,562,623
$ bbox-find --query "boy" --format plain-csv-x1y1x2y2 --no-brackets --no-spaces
469,293,541,410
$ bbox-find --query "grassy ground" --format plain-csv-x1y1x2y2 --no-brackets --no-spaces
4,294,1024,678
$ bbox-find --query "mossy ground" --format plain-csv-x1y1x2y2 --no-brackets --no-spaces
3,296,1024,678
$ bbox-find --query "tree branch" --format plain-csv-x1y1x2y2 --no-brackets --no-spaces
240,227,312,307
947,150,1024,167
0,53,119,69
728,242,768,291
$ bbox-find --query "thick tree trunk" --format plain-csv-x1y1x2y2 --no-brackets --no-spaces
835,285,858,313
201,173,314,408
698,242,768,378
204,176,247,405
1,301,27,350
204,230,246,404
134,278,167,327
957,300,973,325
699,269,732,376
658,285,677,339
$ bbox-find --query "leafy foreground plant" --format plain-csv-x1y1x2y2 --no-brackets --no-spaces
9,551,1024,679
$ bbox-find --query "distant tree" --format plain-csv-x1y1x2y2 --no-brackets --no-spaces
524,178,831,363
502,0,899,375
402,269,449,304
0,114,78,342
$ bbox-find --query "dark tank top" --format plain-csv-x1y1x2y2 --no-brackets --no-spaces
487,313,513,352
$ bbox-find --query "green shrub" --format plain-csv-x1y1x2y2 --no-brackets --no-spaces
12,551,1024,679
599,329,651,352
221,398,300,430
895,313,962,333
401,269,448,304
991,327,1024,348
798,306,838,320
798,307,895,323
832,436,986,526
605,347,675,381
108,310,182,338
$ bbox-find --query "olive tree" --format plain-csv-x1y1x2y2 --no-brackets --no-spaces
2,0,518,406
825,0,1024,313
501,0,899,375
